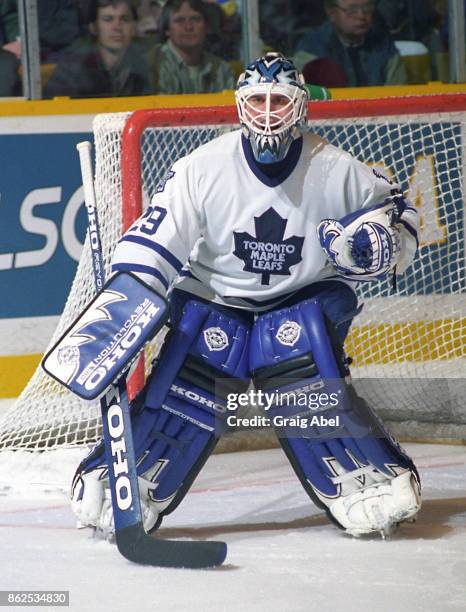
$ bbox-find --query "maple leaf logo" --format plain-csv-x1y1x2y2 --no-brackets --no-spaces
233,208,304,285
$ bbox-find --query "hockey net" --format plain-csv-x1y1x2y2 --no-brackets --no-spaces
1,95,466,455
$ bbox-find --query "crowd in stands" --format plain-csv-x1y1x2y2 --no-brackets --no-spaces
294,1,408,87
0,0,460,98
144,0,235,94
45,0,152,97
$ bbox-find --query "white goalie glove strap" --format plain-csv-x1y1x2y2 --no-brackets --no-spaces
71,471,160,537
395,204,419,273
329,471,421,537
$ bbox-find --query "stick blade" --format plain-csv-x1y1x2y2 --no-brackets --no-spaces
116,523,227,568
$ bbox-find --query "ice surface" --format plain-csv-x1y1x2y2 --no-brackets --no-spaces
1,444,465,612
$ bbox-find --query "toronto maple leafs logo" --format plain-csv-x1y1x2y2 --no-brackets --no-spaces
57,345,80,365
233,207,304,285
57,345,80,367
56,345,81,384
203,327,229,351
276,321,301,346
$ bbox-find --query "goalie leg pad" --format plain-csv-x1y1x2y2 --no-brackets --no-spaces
72,299,250,533
140,299,250,518
251,298,420,536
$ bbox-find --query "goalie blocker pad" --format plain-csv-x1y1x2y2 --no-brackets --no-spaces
42,272,168,400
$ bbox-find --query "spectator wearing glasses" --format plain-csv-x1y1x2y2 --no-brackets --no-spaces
146,0,235,94
294,0,407,87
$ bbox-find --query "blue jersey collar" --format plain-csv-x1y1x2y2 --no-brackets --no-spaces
241,134,303,187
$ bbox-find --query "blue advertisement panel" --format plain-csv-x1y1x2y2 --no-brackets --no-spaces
0,131,91,318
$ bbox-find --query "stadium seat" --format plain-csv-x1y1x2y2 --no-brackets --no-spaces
394,40,432,84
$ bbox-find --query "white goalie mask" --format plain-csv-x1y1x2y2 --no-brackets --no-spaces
235,53,309,164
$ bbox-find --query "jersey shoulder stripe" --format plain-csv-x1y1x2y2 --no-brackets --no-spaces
112,262,169,290
121,235,183,272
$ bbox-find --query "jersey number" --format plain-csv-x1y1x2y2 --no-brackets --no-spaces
132,206,167,236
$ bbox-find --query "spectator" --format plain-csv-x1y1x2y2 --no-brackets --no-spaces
0,48,20,95
375,0,436,43
37,1,81,61
202,0,241,60
45,0,152,98
0,1,20,96
137,0,162,39
1,1,81,62
0,1,17,48
146,0,235,94
259,0,326,57
302,57,348,87
294,0,407,87
0,0,19,60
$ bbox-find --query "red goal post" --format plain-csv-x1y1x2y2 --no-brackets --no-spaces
121,94,466,230
1,93,466,454
120,94,466,227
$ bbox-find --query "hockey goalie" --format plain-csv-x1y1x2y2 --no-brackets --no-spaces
66,52,421,540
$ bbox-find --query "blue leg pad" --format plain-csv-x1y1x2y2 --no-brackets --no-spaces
251,298,419,526
75,299,250,525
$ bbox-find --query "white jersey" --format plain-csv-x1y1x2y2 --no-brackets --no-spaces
112,129,403,310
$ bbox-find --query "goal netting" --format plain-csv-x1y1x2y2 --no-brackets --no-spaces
2,95,466,454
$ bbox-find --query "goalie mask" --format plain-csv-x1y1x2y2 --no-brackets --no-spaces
235,52,309,164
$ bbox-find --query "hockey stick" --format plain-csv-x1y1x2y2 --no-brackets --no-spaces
76,141,227,568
